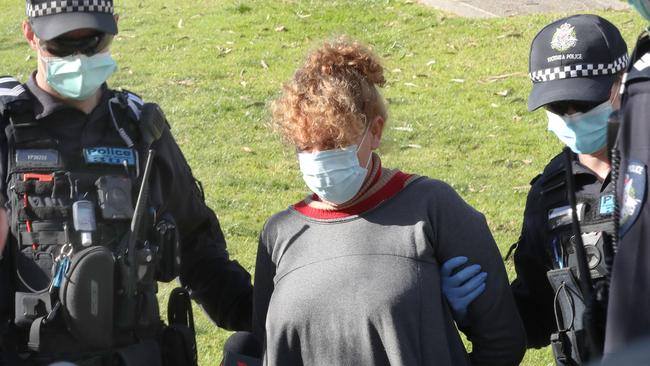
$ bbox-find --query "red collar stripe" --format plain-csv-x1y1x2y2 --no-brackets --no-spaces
292,171,413,219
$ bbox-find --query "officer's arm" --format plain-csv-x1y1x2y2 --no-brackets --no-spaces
252,228,276,347
151,128,253,331
510,184,557,348
432,182,526,366
0,209,7,256
0,114,7,255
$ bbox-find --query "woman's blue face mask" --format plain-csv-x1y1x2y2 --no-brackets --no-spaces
546,100,613,154
298,126,372,205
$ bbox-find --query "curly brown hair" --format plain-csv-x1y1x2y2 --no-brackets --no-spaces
271,37,387,151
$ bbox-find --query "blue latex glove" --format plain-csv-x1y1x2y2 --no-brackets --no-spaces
441,256,487,325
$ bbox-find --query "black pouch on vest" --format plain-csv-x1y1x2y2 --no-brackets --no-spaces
14,291,51,327
160,288,197,366
154,215,180,283
113,339,162,366
547,268,587,364
59,245,115,349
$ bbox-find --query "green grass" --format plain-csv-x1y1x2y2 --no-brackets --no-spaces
0,1,645,365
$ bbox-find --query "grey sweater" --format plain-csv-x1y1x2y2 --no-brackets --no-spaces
253,176,526,366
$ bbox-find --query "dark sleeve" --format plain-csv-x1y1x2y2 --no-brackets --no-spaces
0,114,9,340
431,181,526,366
510,182,557,348
0,113,8,206
252,228,276,347
605,79,650,351
151,128,253,331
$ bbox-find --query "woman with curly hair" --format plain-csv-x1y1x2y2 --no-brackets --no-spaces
252,37,526,366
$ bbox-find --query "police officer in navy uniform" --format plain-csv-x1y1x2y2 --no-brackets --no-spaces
607,0,650,356
507,15,627,363
0,1,253,365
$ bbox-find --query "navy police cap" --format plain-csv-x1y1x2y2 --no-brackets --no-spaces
27,0,117,41
527,14,628,112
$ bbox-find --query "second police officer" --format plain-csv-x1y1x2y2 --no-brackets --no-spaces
607,0,650,356
512,14,627,364
455,14,628,365
0,0,253,365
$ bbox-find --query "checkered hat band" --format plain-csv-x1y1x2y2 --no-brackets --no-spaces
529,54,629,83
27,0,113,18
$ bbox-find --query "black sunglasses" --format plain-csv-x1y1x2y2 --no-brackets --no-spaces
545,100,606,116
39,33,114,58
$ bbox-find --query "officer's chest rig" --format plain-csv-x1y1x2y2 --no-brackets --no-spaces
540,161,614,365
1,81,183,361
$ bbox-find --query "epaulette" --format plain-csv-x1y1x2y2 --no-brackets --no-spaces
111,89,168,146
117,89,144,121
626,52,650,85
538,152,567,195
0,76,30,114
624,29,650,86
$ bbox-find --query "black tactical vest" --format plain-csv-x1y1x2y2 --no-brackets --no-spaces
0,77,181,362
540,156,614,365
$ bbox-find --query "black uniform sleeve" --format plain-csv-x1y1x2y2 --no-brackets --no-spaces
606,75,650,352
150,128,253,331
0,113,9,206
0,113,9,342
510,179,557,348
431,181,526,366
252,228,276,347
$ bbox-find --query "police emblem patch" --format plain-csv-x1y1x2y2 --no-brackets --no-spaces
84,147,137,166
551,23,578,52
620,161,647,236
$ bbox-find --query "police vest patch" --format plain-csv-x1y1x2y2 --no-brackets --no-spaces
15,149,61,169
599,193,615,216
83,147,136,166
620,161,647,236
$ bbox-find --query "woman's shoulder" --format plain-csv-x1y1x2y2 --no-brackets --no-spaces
259,205,306,246
403,175,460,198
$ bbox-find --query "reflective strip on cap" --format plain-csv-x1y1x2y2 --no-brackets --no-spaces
27,0,113,18
529,54,629,83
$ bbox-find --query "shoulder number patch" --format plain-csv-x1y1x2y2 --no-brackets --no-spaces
620,161,647,237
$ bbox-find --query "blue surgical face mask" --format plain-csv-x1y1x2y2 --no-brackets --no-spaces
546,100,613,154
298,128,372,205
629,0,650,21
42,52,117,100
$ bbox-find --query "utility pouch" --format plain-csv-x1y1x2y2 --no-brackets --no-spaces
160,288,197,366
116,249,135,330
551,331,579,366
59,245,114,349
547,268,586,332
113,339,162,366
154,215,180,282
14,291,51,327
547,268,588,364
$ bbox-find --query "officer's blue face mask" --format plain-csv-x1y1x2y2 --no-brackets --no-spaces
546,100,613,154
629,0,650,21
40,52,117,100
298,126,372,205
